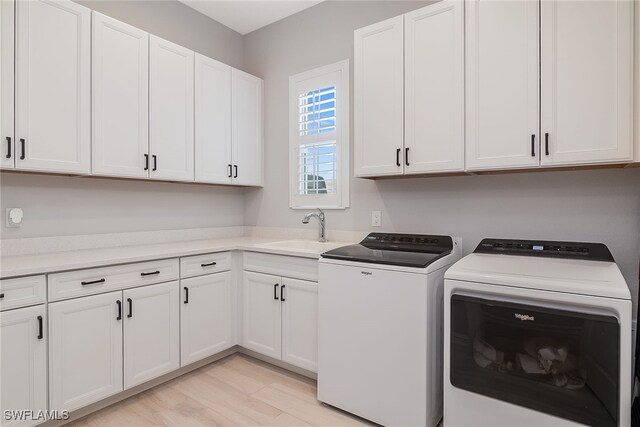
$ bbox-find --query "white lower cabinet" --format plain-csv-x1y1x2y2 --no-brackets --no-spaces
123,281,180,389
281,278,318,372
0,305,47,427
180,272,232,366
49,292,123,412
242,271,318,372
242,271,282,359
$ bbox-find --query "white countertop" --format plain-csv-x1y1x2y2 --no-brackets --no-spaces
0,237,351,278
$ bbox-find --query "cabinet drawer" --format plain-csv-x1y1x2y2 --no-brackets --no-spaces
180,252,231,278
48,258,179,302
243,252,318,282
0,275,46,311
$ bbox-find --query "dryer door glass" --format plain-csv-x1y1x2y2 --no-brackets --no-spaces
450,294,619,427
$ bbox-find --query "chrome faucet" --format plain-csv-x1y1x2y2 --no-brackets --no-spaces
302,209,327,242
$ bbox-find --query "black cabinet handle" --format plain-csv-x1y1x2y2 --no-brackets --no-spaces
280,285,285,302
127,298,133,318
233,165,238,178
405,147,410,166
0,293,4,299
37,316,43,339
152,155,157,171
184,286,189,304
81,278,106,286
144,154,149,171
20,138,25,160
116,300,122,320
201,261,217,267
396,148,401,167
545,133,550,156
5,137,10,159
274,283,279,300
228,164,232,178
140,270,160,277
531,134,536,157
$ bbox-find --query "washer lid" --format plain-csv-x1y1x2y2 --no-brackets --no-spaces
445,253,631,300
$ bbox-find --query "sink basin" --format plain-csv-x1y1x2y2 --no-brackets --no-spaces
257,240,347,253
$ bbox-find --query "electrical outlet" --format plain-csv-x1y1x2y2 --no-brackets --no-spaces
6,208,23,228
371,211,382,227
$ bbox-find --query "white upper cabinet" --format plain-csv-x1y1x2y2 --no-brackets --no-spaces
15,0,91,174
354,16,404,177
465,0,540,171
541,0,634,166
92,12,149,178
1,305,47,427
0,0,14,169
404,1,464,174
49,291,123,412
195,54,232,184
231,68,263,186
123,281,180,389
149,35,194,182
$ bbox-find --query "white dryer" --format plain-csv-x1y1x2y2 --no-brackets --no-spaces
444,239,632,427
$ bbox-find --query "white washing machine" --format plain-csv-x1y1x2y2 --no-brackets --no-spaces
318,233,461,427
444,239,632,427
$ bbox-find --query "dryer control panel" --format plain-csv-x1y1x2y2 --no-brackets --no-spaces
474,238,614,262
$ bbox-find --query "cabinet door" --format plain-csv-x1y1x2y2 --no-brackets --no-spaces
149,35,194,182
465,0,540,171
1,305,47,427
231,69,263,186
281,278,318,372
0,0,14,169
124,281,179,389
195,54,232,184
541,0,634,166
354,16,404,177
15,0,90,174
242,271,281,359
49,292,123,412
181,272,232,366
92,12,149,178
405,1,464,174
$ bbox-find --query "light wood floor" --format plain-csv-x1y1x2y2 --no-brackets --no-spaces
69,354,373,427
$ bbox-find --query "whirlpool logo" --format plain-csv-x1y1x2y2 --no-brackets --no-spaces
514,313,535,321
361,271,373,276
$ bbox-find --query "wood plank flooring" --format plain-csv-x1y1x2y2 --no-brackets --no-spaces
69,354,373,427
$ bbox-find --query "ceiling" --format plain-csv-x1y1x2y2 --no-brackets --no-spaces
179,1,325,35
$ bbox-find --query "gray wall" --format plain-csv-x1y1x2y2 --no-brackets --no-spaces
243,1,640,301
1,1,247,239
75,0,244,68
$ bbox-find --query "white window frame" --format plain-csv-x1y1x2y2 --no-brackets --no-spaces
289,60,350,210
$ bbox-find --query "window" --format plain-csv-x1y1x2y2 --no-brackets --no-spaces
289,60,349,209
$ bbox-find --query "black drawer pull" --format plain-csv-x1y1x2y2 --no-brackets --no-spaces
81,278,106,286
280,285,285,302
0,293,4,299
37,316,43,339
531,134,536,157
127,298,133,318
116,300,122,320
274,283,279,300
140,270,160,277
201,261,217,267
5,137,10,159
184,286,189,304
396,148,401,167
20,139,25,160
